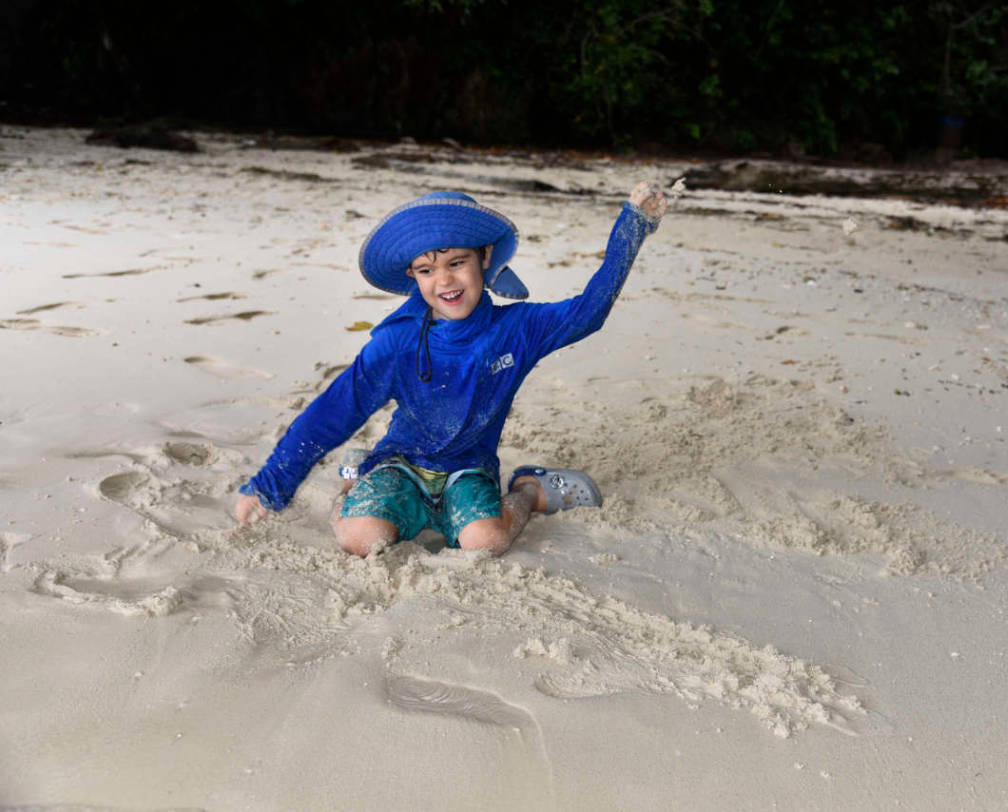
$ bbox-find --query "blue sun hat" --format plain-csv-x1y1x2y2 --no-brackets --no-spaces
359,191,528,299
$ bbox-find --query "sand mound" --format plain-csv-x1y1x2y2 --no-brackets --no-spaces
503,375,1006,576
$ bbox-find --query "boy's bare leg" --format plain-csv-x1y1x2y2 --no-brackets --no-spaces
457,476,546,556
331,514,399,557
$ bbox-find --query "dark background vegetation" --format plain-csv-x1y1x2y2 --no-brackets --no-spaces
2,0,1006,160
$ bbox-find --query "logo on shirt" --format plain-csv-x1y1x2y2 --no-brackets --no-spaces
490,353,514,375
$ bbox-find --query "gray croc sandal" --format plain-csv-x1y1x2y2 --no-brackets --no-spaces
508,466,603,515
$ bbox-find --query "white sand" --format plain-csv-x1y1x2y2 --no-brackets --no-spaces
2,127,1007,810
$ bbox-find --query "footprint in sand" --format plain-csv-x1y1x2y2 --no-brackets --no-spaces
96,451,234,538
184,355,273,379
98,470,151,504
387,675,542,736
385,675,553,796
49,444,245,618
163,441,217,466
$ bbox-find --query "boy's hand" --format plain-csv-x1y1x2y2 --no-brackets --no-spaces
234,493,268,526
629,181,668,222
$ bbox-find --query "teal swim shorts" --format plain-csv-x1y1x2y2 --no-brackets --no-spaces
339,460,501,548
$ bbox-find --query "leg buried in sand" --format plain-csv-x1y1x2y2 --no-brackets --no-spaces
332,475,547,557
456,476,546,555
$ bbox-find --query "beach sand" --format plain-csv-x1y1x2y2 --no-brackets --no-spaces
2,126,1007,810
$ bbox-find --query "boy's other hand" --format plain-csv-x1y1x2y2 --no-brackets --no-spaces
629,181,668,221
234,493,268,526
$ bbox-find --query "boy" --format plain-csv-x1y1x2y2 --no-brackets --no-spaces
235,181,667,556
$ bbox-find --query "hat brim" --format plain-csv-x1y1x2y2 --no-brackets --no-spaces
359,196,526,299
486,265,528,300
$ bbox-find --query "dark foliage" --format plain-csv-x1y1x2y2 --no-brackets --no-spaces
2,0,1006,158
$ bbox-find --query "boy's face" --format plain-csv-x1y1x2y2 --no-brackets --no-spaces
406,246,492,321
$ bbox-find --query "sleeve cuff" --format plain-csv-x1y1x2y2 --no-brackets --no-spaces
623,201,661,235
238,481,280,511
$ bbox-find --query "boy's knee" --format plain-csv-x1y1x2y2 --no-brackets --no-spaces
457,517,509,556
331,514,399,557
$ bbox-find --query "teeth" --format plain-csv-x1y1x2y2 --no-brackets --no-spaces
441,291,462,300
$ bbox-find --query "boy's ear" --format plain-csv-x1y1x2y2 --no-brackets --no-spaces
481,244,493,271
405,267,415,278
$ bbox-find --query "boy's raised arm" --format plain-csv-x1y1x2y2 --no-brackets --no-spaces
520,181,667,356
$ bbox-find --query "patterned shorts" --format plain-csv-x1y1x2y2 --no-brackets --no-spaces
340,462,501,548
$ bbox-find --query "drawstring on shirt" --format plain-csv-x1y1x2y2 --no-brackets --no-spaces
416,306,434,382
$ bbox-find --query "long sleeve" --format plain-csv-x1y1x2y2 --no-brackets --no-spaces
239,331,397,510
520,202,658,357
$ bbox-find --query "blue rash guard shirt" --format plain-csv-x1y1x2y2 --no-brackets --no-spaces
241,203,658,511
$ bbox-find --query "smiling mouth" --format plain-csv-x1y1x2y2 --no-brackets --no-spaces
439,290,463,302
